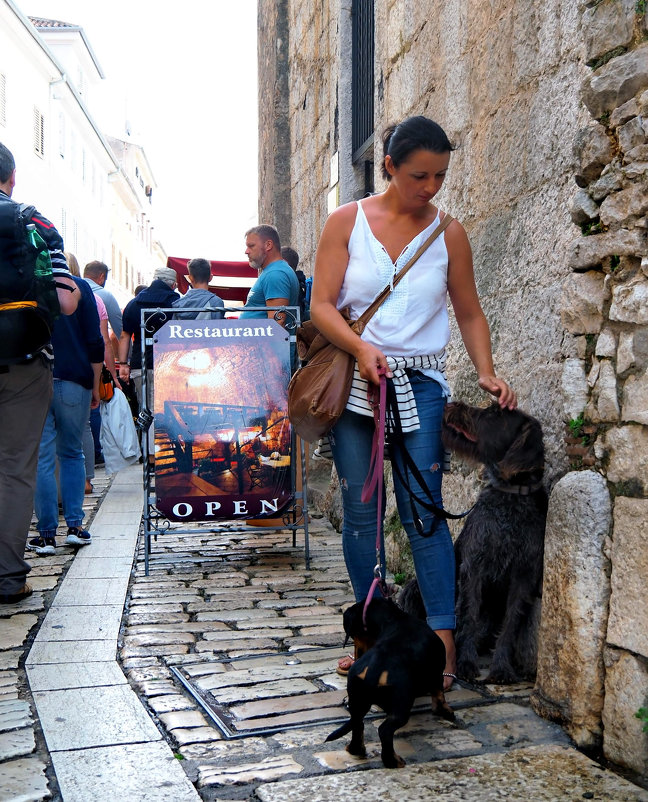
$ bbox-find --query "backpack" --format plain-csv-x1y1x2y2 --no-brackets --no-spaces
0,195,61,364
295,269,311,322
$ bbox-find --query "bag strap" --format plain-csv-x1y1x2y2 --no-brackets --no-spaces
354,213,454,331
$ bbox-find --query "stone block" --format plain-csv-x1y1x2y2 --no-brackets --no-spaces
0,757,50,802
569,230,646,271
532,471,612,747
574,121,615,186
611,96,639,127
587,359,620,422
561,271,606,333
604,425,648,485
0,699,32,732
562,358,589,419
595,327,617,358
583,0,635,63
570,188,600,224
590,161,624,201
619,117,647,155
52,741,199,802
622,368,648,424
603,649,648,776
582,44,648,118
198,754,303,787
610,278,648,324
608,497,648,657
600,181,648,226
0,614,38,650
0,727,35,761
617,330,637,373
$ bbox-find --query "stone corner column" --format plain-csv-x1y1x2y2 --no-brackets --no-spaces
602,496,648,777
530,470,612,748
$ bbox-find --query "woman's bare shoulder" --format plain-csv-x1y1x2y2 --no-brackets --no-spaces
322,200,360,241
327,199,360,224
443,215,469,246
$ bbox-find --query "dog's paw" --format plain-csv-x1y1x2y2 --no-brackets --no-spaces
457,658,481,682
382,751,406,769
345,741,367,759
484,668,520,685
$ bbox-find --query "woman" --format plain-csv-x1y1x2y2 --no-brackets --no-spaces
310,116,517,687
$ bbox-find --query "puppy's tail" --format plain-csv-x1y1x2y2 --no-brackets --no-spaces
325,719,352,742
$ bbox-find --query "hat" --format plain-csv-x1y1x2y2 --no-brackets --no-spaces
154,266,177,286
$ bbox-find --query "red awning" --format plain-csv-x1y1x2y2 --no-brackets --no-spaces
166,257,257,304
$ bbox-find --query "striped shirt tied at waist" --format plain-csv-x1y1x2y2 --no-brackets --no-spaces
346,352,449,431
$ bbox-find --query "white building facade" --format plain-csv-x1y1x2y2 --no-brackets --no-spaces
0,0,165,306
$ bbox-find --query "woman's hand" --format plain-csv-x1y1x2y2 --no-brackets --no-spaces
478,375,517,410
355,341,392,386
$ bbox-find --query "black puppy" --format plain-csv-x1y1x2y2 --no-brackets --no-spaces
400,402,547,684
326,597,454,768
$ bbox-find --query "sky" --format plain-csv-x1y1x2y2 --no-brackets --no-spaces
20,0,259,261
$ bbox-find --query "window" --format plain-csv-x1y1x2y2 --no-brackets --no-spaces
33,107,45,157
351,0,374,163
0,74,6,127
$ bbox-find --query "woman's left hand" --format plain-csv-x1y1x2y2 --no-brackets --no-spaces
478,375,517,410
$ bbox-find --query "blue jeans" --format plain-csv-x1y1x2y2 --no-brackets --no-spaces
329,372,456,630
35,379,92,536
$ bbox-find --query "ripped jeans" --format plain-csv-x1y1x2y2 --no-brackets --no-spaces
329,371,456,630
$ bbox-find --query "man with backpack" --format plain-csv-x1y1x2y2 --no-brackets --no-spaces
0,142,79,603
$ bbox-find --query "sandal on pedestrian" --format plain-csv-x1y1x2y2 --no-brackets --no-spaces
0,583,33,604
336,654,355,676
443,672,457,691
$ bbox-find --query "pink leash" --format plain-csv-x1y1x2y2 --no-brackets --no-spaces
361,367,388,626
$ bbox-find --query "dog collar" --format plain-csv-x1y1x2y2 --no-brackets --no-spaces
488,479,544,496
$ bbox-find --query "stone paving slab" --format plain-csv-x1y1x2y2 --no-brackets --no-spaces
49,576,130,606
51,741,198,802
26,639,117,665
27,660,128,692
33,684,162,751
0,756,51,802
254,745,648,802
0,726,36,761
34,604,123,643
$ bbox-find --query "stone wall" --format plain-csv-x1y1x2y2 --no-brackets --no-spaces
531,3,648,777
257,0,292,243
257,0,648,781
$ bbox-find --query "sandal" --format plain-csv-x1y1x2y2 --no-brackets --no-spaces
443,672,457,691
0,583,33,605
336,654,355,676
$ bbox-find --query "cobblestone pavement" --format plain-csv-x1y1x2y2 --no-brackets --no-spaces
2,470,648,801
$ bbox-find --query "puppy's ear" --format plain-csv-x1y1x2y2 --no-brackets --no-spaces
498,419,544,479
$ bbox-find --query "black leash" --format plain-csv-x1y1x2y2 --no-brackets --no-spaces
384,377,472,537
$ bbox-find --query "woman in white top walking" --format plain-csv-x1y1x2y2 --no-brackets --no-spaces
310,116,516,687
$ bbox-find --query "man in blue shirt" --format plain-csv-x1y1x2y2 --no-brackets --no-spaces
240,225,300,328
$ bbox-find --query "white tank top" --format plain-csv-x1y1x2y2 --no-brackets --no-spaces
337,200,450,358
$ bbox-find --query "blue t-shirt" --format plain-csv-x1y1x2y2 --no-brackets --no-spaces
239,259,300,319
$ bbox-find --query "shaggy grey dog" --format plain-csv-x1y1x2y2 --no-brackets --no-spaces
400,401,547,684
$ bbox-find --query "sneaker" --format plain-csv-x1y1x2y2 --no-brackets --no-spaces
65,527,92,547
27,536,56,556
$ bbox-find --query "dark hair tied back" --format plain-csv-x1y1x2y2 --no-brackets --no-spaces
381,116,455,181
